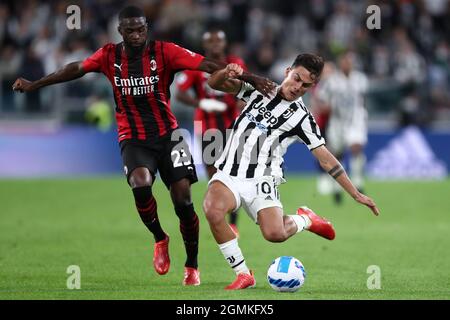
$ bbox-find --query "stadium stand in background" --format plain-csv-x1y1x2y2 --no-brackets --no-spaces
0,0,449,129
0,0,449,179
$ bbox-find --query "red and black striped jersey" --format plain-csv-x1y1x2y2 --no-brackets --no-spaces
176,55,246,134
82,40,204,142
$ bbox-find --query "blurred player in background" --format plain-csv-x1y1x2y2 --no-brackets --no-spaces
12,6,275,286
203,56,379,290
310,61,335,195
316,51,369,203
176,29,246,236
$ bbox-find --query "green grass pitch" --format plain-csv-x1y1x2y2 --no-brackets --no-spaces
0,176,449,300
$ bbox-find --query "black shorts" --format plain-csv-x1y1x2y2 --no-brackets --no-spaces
119,134,198,189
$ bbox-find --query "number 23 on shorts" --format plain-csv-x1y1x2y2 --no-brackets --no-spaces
171,148,192,168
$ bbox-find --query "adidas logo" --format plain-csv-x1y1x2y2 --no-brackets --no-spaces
367,126,447,179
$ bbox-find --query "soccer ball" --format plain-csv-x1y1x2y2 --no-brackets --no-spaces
267,256,306,292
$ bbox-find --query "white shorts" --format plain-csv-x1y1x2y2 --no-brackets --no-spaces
208,170,282,224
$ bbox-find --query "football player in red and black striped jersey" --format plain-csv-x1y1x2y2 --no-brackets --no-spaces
12,6,275,286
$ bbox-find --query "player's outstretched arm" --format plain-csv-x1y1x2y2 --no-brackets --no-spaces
311,145,380,216
198,57,275,98
12,61,86,93
207,63,243,94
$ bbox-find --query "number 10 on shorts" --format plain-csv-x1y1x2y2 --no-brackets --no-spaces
256,180,279,200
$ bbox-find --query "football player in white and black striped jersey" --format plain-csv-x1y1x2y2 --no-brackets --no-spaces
202,54,379,290
316,51,369,203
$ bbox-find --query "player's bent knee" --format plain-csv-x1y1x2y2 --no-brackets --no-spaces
262,229,287,243
129,167,152,188
203,201,227,226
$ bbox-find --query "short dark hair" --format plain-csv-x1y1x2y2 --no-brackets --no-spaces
291,53,324,82
119,6,145,20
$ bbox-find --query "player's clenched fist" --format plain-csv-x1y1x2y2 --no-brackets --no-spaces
224,63,243,79
12,78,34,93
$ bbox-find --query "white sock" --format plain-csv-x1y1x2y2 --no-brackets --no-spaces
218,238,250,275
350,154,366,189
290,214,311,232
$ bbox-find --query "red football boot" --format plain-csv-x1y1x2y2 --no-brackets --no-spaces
225,271,256,290
153,235,170,275
297,206,335,240
183,267,200,286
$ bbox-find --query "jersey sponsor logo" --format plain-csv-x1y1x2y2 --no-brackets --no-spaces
246,112,268,133
251,101,295,125
245,101,296,132
253,104,279,125
113,75,160,96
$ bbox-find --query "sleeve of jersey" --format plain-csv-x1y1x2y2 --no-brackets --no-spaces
235,81,255,102
176,70,195,92
81,46,106,73
166,42,204,71
294,114,326,150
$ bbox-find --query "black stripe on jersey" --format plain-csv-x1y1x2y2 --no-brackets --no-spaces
275,113,309,146
254,94,282,122
297,100,308,113
233,94,264,130
229,122,255,176
232,94,283,177
246,132,266,178
246,102,299,178
218,94,263,171
242,88,255,98
269,102,299,132
308,114,322,140
237,82,254,102
291,114,311,145
263,146,272,176
150,41,171,133
115,43,138,138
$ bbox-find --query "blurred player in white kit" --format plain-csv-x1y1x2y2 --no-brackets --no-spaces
316,51,369,203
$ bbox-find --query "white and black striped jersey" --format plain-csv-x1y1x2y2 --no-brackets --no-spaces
214,82,325,182
316,70,368,125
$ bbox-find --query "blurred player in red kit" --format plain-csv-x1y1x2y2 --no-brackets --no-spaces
12,6,275,286
176,29,246,236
